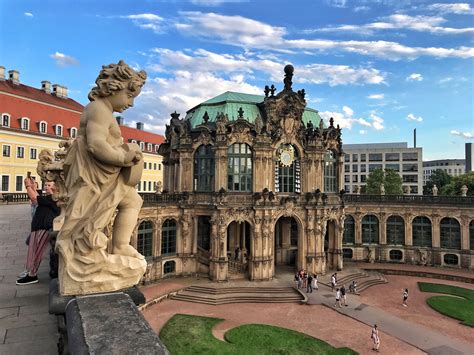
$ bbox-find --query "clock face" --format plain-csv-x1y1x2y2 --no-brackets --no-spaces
280,148,294,166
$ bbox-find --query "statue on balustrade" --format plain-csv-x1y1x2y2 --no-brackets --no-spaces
56,60,147,295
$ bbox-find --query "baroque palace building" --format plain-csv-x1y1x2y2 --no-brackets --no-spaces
134,65,474,283
0,66,164,194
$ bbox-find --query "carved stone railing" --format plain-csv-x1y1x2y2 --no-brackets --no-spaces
228,260,248,273
0,192,30,203
343,194,474,206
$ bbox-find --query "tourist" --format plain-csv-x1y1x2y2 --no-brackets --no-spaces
331,273,337,291
294,272,300,289
334,288,342,307
349,280,357,294
16,178,60,285
403,288,409,307
341,284,347,306
371,324,380,352
307,273,313,293
313,274,318,290
303,270,308,289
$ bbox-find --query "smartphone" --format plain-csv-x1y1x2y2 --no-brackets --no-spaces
27,171,31,179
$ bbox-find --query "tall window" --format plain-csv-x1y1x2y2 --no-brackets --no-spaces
2,114,10,127
324,150,337,193
39,121,47,134
412,216,432,247
387,216,405,245
194,145,214,192
1,176,9,191
2,145,11,157
197,216,211,251
70,127,77,138
276,144,300,193
17,147,25,158
470,221,474,251
21,118,29,131
137,220,153,257
343,215,355,244
440,218,461,249
161,219,177,255
362,215,379,244
55,125,63,136
30,148,37,160
227,143,252,192
15,176,23,192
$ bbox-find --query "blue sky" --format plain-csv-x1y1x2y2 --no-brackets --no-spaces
1,0,472,160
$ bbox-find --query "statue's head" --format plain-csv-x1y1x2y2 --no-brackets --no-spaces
88,60,147,102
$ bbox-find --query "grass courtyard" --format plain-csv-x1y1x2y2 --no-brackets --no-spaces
160,314,357,354
418,282,474,327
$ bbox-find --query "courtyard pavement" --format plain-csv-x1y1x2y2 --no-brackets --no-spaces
0,204,57,355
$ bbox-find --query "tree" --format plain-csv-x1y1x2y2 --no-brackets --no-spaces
440,171,474,196
365,168,402,195
423,169,451,195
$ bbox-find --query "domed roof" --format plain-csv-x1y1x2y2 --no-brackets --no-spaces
185,91,322,129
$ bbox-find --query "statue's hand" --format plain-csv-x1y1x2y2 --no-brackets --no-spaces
123,149,137,165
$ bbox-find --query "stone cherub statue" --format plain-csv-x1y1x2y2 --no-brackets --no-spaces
56,60,147,295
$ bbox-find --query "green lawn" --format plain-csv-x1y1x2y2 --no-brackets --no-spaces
418,282,474,327
160,314,357,355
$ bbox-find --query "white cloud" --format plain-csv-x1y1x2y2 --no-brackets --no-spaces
439,77,453,84
305,14,474,35
428,3,473,15
342,106,354,117
326,0,347,8
450,130,473,139
319,107,384,131
190,0,244,5
122,13,164,33
368,94,384,99
24,12,33,17
370,112,384,130
50,52,79,67
406,73,423,81
359,129,367,135
406,113,423,122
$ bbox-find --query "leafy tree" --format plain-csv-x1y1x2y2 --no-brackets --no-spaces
423,169,452,195
365,168,402,195
440,171,474,196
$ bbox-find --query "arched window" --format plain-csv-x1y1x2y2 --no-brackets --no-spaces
70,127,77,138
164,260,176,274
20,117,30,131
137,220,153,257
324,150,337,193
387,216,405,245
440,218,461,249
275,144,300,193
227,143,252,192
389,249,403,261
2,114,10,127
443,254,459,266
362,215,379,244
343,215,355,244
470,221,474,251
161,219,177,255
55,124,63,136
412,216,432,247
39,121,47,134
193,145,214,192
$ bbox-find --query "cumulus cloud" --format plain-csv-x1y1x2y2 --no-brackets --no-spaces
406,113,423,122
319,107,384,131
450,130,473,139
24,12,33,17
368,94,384,99
428,3,473,15
190,0,244,5
50,52,79,67
304,14,474,35
406,73,423,81
359,129,368,134
122,13,164,33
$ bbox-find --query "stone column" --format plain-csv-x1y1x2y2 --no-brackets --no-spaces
432,215,440,248
460,216,469,251
214,148,227,191
178,152,193,192
379,213,387,245
404,213,413,246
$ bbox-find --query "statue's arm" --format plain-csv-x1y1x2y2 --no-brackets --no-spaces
85,111,128,166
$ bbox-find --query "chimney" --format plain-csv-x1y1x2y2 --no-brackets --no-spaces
41,81,51,94
8,70,19,85
52,84,64,98
136,122,144,130
0,66,5,80
116,116,124,125
62,86,68,98
414,128,417,148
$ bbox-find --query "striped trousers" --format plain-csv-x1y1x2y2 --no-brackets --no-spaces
26,229,50,276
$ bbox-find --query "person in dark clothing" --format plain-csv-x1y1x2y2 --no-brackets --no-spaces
16,179,60,285
307,274,313,293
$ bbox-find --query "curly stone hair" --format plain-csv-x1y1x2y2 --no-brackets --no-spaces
88,60,147,101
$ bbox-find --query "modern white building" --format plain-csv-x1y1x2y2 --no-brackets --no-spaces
423,159,466,185
342,142,423,195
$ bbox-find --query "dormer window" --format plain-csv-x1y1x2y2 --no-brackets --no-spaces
70,127,77,138
2,114,10,127
39,121,47,134
139,142,145,151
55,124,63,136
131,139,137,144
147,143,152,152
20,117,30,131
155,145,159,153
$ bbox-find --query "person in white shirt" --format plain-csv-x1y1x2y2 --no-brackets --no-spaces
334,288,342,308
371,324,380,352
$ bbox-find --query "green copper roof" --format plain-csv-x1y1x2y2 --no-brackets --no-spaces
185,91,322,128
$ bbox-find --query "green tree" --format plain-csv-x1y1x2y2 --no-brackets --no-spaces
365,168,402,195
440,171,474,196
423,169,452,195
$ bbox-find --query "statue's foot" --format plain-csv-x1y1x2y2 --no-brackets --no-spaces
113,245,145,260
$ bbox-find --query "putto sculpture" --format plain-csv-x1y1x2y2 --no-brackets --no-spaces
56,60,147,295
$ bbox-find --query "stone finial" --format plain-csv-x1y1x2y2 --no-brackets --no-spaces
270,84,276,96
237,107,244,119
283,64,294,91
432,184,438,196
202,111,209,124
170,111,180,120
461,184,468,197
264,85,270,97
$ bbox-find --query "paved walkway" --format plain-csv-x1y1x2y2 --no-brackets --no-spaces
0,204,57,355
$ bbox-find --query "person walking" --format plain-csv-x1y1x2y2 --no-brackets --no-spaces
294,272,300,289
341,284,347,306
371,324,380,352
313,274,318,291
403,288,409,307
16,178,60,285
307,273,313,293
334,288,342,308
331,273,337,291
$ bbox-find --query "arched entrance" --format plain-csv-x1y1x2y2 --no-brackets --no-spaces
274,217,299,267
227,221,251,275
